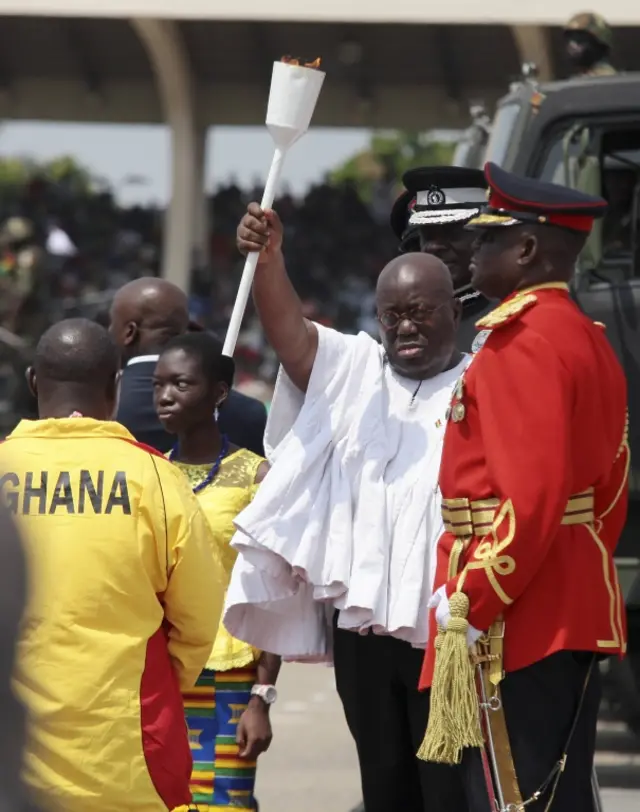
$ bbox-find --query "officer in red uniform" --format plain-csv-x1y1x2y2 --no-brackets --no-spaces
418,162,629,812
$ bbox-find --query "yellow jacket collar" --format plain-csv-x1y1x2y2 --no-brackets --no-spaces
8,418,136,442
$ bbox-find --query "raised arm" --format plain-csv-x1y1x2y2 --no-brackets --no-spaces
237,202,318,393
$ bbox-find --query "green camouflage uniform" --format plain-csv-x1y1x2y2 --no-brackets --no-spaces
0,217,46,434
565,12,617,78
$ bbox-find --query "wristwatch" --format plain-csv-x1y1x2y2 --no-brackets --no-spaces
250,684,278,705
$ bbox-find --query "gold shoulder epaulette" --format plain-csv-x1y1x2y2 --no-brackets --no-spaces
594,321,606,330
475,293,538,330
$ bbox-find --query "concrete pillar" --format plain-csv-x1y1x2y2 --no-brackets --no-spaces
192,126,209,269
511,25,554,83
131,18,196,292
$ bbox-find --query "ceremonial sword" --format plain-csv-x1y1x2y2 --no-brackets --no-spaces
477,663,510,811
591,766,604,812
477,660,606,812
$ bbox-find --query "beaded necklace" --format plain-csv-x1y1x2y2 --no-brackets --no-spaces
169,433,230,494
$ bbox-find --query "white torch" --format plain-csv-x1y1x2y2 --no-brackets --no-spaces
222,56,325,358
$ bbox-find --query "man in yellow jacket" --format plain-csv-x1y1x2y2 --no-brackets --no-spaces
0,318,226,812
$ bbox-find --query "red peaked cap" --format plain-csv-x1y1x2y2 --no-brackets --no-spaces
482,162,608,233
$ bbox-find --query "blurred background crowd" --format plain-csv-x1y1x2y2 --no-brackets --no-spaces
0,132,454,428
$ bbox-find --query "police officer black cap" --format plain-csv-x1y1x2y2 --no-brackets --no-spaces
390,166,488,245
467,162,608,233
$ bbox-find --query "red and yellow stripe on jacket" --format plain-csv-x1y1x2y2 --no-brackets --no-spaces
0,418,226,812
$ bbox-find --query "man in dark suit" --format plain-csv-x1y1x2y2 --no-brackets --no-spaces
110,277,267,455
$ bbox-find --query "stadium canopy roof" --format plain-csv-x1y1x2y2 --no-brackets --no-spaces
0,5,638,293
4,0,640,26
0,16,639,129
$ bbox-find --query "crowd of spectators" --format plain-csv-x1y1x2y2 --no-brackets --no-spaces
0,173,399,421
207,179,397,388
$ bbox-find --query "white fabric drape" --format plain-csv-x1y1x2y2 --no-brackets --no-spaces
224,324,469,661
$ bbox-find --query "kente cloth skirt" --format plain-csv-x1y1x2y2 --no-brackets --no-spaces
182,666,258,810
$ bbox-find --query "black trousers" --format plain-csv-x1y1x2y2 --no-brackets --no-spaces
333,616,468,812
462,651,601,812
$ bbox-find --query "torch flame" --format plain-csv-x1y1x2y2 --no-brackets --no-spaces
280,55,322,70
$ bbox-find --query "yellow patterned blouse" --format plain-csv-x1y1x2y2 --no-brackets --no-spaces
171,448,264,671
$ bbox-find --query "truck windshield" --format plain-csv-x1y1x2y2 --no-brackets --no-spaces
484,103,521,167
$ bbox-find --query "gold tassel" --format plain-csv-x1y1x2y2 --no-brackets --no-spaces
417,591,483,764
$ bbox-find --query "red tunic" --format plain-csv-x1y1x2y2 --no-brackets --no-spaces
420,283,629,689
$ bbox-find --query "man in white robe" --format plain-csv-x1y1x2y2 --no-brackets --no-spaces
226,204,470,812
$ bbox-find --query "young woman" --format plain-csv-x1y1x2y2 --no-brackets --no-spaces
153,331,279,812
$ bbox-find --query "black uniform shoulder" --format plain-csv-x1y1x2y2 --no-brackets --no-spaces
456,292,493,353
227,388,267,420
219,389,268,457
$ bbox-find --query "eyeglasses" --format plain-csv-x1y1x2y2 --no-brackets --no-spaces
377,302,449,331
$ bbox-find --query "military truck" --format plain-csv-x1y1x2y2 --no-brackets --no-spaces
452,103,492,171
455,72,640,739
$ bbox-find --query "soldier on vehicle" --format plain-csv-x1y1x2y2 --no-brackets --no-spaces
564,13,617,78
